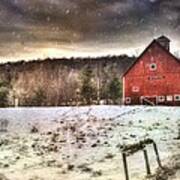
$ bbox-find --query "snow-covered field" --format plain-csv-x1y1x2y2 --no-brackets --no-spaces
0,106,180,180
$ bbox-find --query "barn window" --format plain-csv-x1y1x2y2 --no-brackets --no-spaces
132,86,139,92
149,63,157,71
167,95,173,102
125,97,131,104
158,96,165,102
174,95,180,101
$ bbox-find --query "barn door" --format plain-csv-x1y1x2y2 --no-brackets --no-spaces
141,96,157,106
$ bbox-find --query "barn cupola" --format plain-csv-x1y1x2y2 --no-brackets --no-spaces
156,35,171,51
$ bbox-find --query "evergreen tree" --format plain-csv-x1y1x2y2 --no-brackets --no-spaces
107,77,122,104
80,67,96,105
31,88,47,106
0,81,9,107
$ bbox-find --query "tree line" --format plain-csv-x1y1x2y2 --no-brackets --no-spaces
0,66,123,107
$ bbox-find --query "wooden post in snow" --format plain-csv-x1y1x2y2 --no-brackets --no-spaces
153,142,162,168
122,152,129,180
143,149,151,176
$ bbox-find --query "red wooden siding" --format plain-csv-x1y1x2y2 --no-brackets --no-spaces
123,39,180,106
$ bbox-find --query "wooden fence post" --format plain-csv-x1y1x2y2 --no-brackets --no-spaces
122,152,129,180
153,142,162,168
143,149,151,176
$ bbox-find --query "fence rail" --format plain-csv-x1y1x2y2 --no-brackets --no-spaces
121,139,162,180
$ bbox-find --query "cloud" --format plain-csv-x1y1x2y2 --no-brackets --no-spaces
0,0,179,61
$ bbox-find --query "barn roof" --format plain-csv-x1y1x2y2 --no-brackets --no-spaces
122,39,180,77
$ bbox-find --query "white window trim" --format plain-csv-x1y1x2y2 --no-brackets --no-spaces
132,86,139,92
149,63,157,71
125,97,131,104
158,96,165,102
174,95,180,102
166,95,173,102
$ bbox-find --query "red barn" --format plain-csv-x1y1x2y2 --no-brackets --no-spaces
122,36,180,106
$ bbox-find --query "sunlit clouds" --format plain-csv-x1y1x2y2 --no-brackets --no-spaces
0,0,179,62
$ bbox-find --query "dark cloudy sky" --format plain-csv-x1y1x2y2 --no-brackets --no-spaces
0,0,180,62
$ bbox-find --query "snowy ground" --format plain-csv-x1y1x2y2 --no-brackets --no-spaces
0,106,180,180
